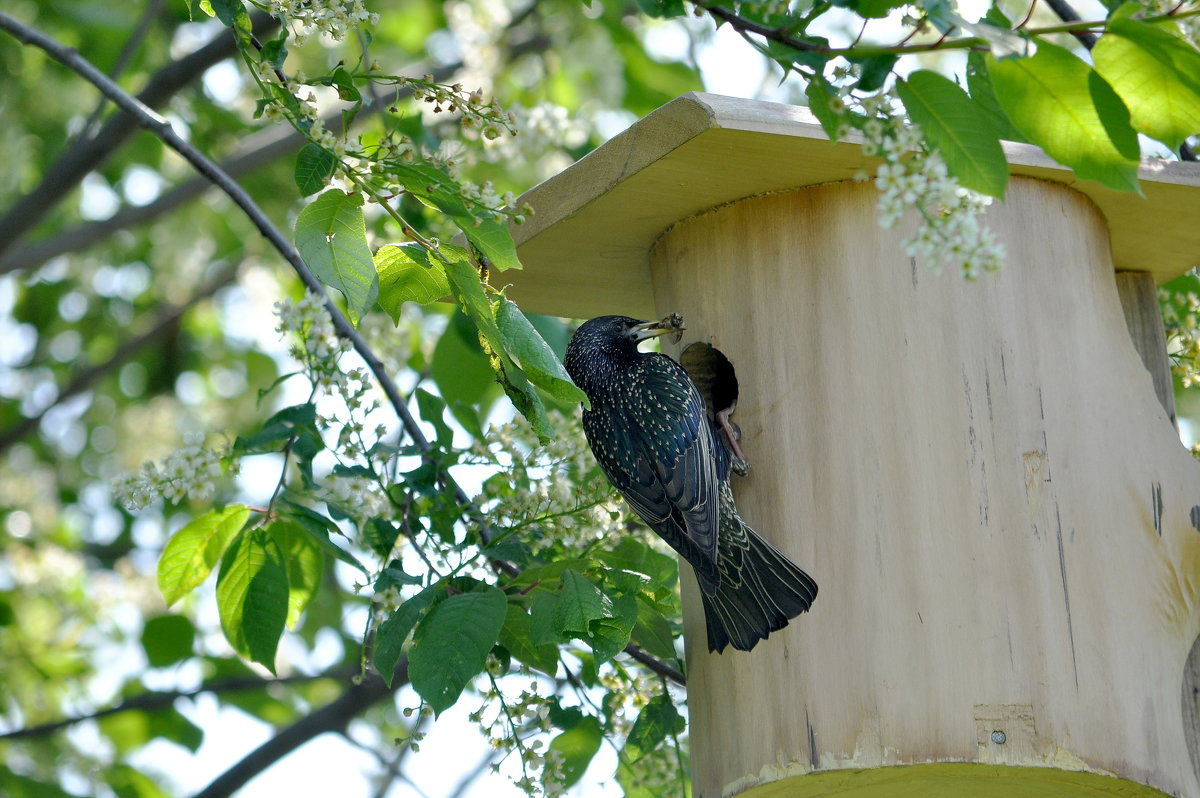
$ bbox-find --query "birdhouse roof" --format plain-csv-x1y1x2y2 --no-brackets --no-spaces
505,91,1200,320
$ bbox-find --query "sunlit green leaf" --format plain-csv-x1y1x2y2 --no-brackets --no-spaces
496,299,589,407
1093,17,1200,151
273,520,323,629
158,505,251,607
216,527,289,672
553,569,609,637
988,43,1140,193
896,70,1008,198
375,243,451,319
547,715,602,789
294,189,379,324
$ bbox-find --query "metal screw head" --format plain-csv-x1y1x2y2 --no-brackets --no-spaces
991,730,1007,745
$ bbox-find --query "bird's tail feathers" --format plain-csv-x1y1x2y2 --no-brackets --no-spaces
701,521,817,654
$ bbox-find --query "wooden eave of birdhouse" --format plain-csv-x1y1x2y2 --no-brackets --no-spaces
504,91,1200,321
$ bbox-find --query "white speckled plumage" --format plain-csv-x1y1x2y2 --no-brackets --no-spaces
565,315,817,653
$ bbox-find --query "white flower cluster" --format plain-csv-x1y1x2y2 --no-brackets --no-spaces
274,291,351,378
319,472,388,527
468,658,563,797
1160,286,1200,388
470,412,625,554
822,72,1005,278
113,435,226,511
269,0,379,43
852,92,1005,279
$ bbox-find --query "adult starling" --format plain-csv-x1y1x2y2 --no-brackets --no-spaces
564,315,817,653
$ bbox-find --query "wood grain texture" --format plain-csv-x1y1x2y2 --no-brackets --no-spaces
507,93,1200,320
1115,272,1176,424
648,178,1200,798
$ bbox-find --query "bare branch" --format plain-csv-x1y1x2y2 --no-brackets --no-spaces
0,10,278,258
191,664,407,798
1041,0,1099,49
0,264,238,455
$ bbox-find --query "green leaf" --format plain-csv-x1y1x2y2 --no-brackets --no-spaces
553,569,609,637
294,189,378,324
631,596,678,659
442,258,553,441
805,75,844,142
852,54,898,92
1092,17,1200,151
279,498,369,575
850,0,908,18
987,43,1140,193
597,538,677,586
416,387,453,448
636,0,685,17
158,505,251,606
529,589,568,647
409,587,507,714
586,592,637,664
464,219,523,273
496,299,589,407
375,243,451,320
966,51,1026,143
498,603,561,677
233,403,321,454
623,694,684,762
547,715,602,790
216,528,290,672
373,586,444,687
294,144,337,197
432,308,502,410
896,70,1008,198
273,521,323,629
141,615,196,667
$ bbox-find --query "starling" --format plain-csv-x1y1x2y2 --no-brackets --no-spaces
564,315,817,653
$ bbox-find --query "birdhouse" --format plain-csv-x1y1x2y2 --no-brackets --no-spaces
507,92,1200,798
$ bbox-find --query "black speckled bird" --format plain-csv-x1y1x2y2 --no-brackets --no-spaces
564,315,817,653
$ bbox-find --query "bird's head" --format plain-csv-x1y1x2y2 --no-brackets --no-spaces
575,315,685,348
565,315,687,386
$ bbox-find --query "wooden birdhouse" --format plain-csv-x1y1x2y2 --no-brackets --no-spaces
507,92,1200,798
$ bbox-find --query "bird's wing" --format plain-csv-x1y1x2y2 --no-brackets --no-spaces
594,354,721,573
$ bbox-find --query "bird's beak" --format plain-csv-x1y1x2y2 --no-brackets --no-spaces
631,314,686,343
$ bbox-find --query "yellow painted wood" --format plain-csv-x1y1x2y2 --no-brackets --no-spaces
737,764,1172,798
646,178,1200,798
507,93,1200,320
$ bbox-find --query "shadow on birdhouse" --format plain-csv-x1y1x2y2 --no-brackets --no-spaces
680,342,750,477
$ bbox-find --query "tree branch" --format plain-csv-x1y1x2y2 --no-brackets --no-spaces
77,0,168,141
0,10,278,259
0,263,238,456
0,668,353,741
0,12,685,694
191,664,407,798
1041,0,1099,50
0,31,550,276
